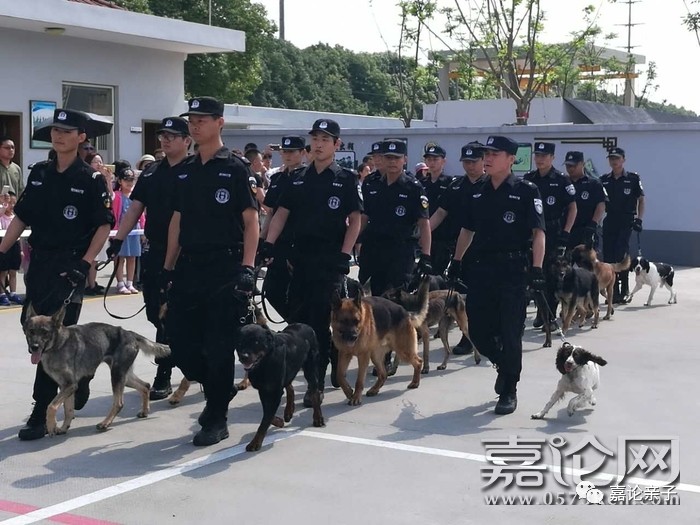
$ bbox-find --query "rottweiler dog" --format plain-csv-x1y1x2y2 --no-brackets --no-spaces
236,323,325,452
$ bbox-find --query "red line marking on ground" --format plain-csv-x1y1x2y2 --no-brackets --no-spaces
0,500,120,525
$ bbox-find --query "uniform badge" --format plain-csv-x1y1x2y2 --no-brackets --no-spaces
420,195,429,209
581,191,589,200
395,205,406,217
503,211,516,224
63,205,78,220
565,184,575,196
92,172,101,180
546,195,556,206
178,174,188,179
191,100,200,109
284,138,291,146
31,180,42,186
328,196,341,209
165,119,173,127
319,121,328,129
534,198,543,214
624,188,631,195
248,175,258,195
215,188,230,204
58,111,67,121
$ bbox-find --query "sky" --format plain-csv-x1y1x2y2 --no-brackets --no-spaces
256,0,700,114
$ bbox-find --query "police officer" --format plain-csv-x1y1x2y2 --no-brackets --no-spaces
449,135,545,415
368,141,384,178
421,143,455,274
163,97,259,446
430,142,486,355
0,109,114,440
261,119,362,406
524,142,577,329
107,116,192,400
358,139,432,296
563,151,607,249
261,135,306,320
600,147,645,304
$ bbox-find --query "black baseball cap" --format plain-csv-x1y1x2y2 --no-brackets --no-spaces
460,143,485,161
368,142,382,155
482,135,519,155
380,139,407,157
564,151,584,165
607,147,625,158
180,96,224,117
534,142,556,155
309,118,340,138
281,136,305,150
117,167,136,180
157,116,190,135
423,143,446,158
32,109,91,142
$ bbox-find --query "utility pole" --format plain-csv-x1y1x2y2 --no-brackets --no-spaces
619,0,641,107
279,0,285,40
209,0,212,25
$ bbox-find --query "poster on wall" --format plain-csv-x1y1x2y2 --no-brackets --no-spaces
513,143,532,174
335,150,356,170
30,100,56,149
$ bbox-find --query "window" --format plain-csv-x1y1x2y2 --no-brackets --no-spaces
62,83,115,160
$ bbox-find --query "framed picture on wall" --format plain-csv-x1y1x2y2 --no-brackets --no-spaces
30,100,56,149
513,142,532,173
335,150,356,170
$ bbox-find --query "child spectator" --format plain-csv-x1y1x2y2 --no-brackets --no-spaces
0,191,23,305
112,166,145,294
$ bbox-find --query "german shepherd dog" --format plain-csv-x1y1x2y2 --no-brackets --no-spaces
571,245,630,319
331,275,429,405
23,304,171,436
236,323,325,452
382,287,481,372
166,304,267,405
552,255,600,334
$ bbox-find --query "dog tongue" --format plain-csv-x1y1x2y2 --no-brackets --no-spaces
30,352,41,365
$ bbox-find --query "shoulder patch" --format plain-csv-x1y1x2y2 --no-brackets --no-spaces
565,184,575,196
420,195,429,209
248,175,258,195
92,172,101,179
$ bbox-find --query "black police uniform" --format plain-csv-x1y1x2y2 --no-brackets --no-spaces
14,156,114,430
523,166,575,322
460,174,545,386
568,173,607,249
600,168,644,298
129,156,183,379
359,171,429,296
261,164,299,319
278,160,362,389
166,147,258,428
423,171,454,275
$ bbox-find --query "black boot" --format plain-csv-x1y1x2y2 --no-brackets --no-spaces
193,416,229,446
494,370,505,395
494,376,518,415
452,335,473,356
18,406,48,441
74,375,93,411
149,369,173,401
619,270,630,303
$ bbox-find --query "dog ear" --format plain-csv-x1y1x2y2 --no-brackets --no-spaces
353,290,363,309
578,348,607,367
556,343,573,374
25,302,37,320
360,277,372,297
51,304,67,327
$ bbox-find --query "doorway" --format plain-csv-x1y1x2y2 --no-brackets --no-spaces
0,113,22,169
142,120,160,159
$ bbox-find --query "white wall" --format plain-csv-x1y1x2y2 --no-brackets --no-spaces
0,28,185,168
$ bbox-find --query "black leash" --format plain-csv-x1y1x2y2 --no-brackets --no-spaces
254,263,287,325
636,231,643,257
535,289,567,345
97,258,147,320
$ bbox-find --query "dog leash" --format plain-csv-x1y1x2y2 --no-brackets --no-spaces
536,289,568,345
98,258,147,320
254,263,287,325
636,231,643,257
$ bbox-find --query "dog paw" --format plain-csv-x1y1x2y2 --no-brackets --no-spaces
136,411,148,419
421,367,429,375
406,381,420,389
271,416,284,428
603,315,611,320
366,389,379,397
474,357,482,365
437,364,447,371
387,367,398,377
542,341,551,348
246,439,262,452
313,417,325,428
531,413,544,420
567,408,575,417
95,423,109,432
591,325,598,330
644,302,650,307
283,412,293,423
348,395,363,405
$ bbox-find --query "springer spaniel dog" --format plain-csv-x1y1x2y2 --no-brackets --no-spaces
531,342,607,419
625,256,677,306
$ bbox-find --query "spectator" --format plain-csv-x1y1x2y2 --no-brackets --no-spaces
78,139,95,161
0,136,24,196
112,166,144,294
153,148,165,161
414,161,429,179
0,191,22,305
83,152,112,295
136,154,156,172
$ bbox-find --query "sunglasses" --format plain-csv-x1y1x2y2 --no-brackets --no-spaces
82,146,96,151
262,154,272,160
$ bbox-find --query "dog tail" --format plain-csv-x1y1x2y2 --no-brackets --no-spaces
133,333,171,359
610,254,631,273
407,274,430,329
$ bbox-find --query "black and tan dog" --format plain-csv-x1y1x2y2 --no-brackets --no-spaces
553,255,600,334
236,323,325,451
331,275,429,406
382,287,481,372
23,304,171,436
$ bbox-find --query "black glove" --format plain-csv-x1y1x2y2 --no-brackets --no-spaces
417,254,432,276
632,218,643,232
259,241,275,265
334,252,351,275
584,223,598,249
446,259,461,282
106,238,123,260
529,267,546,293
234,265,256,295
65,259,91,288
557,230,570,248
158,269,175,303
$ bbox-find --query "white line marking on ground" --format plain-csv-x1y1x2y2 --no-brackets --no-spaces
0,430,299,525
299,430,700,494
2,429,697,525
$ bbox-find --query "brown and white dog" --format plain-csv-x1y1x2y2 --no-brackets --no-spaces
571,245,630,320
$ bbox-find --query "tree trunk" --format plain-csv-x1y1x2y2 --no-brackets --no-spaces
515,100,530,125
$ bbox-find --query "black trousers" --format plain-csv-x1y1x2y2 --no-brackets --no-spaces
20,250,85,420
430,238,454,276
358,240,415,296
603,220,633,297
140,247,174,378
465,257,528,381
262,241,292,321
286,257,344,389
165,252,248,420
